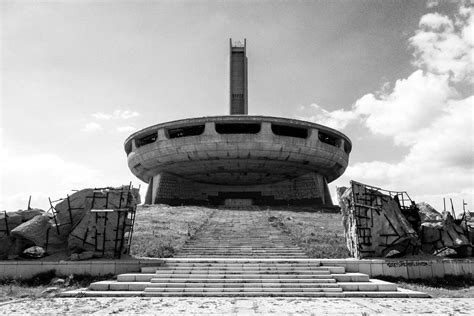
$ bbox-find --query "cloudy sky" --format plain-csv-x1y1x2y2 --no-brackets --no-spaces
1,0,472,213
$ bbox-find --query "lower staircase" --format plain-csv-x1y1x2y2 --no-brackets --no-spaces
63,209,428,298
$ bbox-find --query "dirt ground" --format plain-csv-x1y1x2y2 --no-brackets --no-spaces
0,297,473,315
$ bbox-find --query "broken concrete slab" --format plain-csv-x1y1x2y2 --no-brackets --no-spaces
337,181,420,259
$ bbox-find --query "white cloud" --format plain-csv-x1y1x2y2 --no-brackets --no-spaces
92,112,113,120
0,151,103,211
117,110,140,119
410,7,473,83
116,126,137,133
81,122,103,132
297,103,359,130
309,4,474,212
92,109,140,121
426,0,439,9
353,70,454,145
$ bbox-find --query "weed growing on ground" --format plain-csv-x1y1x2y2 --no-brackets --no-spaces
376,275,474,298
267,210,350,258
130,205,214,258
0,270,115,301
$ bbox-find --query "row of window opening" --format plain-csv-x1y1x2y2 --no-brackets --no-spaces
132,123,350,154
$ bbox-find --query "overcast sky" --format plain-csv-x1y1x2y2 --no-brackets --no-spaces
1,0,472,213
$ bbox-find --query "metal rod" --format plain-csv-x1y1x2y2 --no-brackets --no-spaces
66,194,74,226
443,198,446,213
27,195,31,210
450,198,456,218
102,212,108,256
49,197,60,235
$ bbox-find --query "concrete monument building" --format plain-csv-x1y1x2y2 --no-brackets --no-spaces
124,39,352,206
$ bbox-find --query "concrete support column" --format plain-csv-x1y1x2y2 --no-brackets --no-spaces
203,122,215,135
308,128,319,145
157,129,167,141
260,122,272,137
339,138,345,150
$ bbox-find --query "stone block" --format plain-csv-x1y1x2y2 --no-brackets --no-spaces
418,262,433,278
3,263,17,279
16,263,39,279
460,261,472,275
344,262,359,273
370,263,384,277
406,263,421,279
357,263,371,275
382,262,408,278
431,261,445,278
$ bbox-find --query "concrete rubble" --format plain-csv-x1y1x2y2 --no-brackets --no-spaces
337,181,472,259
418,202,471,256
0,185,139,260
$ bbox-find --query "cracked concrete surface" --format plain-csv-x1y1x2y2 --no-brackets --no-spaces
1,297,472,314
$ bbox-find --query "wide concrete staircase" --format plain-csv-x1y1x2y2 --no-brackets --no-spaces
63,209,428,297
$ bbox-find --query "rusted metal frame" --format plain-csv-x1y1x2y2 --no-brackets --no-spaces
102,212,108,256
112,190,123,258
48,198,61,235
91,191,99,251
45,226,50,253
66,194,74,227
126,206,137,256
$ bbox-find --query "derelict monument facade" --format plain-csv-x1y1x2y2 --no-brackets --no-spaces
124,39,352,206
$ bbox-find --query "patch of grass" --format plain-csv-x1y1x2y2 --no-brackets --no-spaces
130,204,214,258
267,210,349,258
0,270,114,302
376,275,474,298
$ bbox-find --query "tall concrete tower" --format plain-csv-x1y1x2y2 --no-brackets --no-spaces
229,38,248,115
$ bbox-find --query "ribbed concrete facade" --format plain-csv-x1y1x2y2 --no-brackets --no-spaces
229,39,248,115
125,115,351,206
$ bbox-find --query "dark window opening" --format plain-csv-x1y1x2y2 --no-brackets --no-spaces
271,124,308,139
136,133,157,147
167,125,205,139
215,123,260,134
125,142,132,155
318,131,340,147
232,93,244,99
344,141,352,154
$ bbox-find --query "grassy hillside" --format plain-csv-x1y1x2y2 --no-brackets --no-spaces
267,209,349,258
129,205,348,259
130,205,214,258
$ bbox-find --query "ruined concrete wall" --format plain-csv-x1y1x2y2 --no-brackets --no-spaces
337,182,420,258
1,186,139,260
418,202,471,256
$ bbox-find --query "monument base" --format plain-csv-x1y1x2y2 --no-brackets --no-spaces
145,172,333,206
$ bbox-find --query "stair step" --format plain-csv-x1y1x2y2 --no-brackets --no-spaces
147,283,341,288
332,273,370,282
338,280,398,292
90,281,149,291
144,287,343,293
150,278,337,283
142,292,346,297
153,270,332,274
117,274,156,282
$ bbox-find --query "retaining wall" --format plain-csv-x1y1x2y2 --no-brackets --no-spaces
0,258,472,280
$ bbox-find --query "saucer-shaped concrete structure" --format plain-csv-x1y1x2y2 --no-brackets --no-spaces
124,39,351,206
125,115,351,206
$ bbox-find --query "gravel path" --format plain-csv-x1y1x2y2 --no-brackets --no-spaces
0,297,473,314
